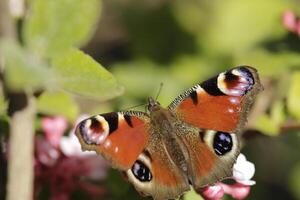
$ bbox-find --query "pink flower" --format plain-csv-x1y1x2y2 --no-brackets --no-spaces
282,10,297,32
35,138,60,167
199,183,224,200
47,156,108,199
42,116,68,148
35,115,109,200
220,182,250,199
282,10,300,36
198,154,255,200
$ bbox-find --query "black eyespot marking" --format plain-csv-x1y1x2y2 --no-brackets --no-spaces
213,132,233,156
224,71,238,82
200,76,225,96
124,114,133,127
90,117,103,133
190,90,198,105
131,160,152,182
102,113,118,134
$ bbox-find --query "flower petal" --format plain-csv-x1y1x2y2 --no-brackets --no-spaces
198,183,224,200
233,154,256,185
42,116,68,148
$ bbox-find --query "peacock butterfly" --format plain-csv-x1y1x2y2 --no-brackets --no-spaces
75,66,262,200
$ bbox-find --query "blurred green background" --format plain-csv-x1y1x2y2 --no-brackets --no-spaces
1,0,300,199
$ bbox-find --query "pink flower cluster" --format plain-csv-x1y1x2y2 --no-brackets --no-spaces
198,154,255,200
35,116,109,200
282,10,300,36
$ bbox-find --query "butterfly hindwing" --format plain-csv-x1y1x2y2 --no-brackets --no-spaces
175,127,240,188
125,139,190,200
169,66,262,133
75,111,150,170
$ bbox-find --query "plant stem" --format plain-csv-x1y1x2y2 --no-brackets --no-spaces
6,94,36,200
1,0,36,200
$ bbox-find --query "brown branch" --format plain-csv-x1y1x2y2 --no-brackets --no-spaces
279,122,300,133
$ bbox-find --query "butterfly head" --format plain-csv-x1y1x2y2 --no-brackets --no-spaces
147,97,161,112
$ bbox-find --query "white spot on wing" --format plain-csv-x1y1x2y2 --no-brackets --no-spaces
228,108,234,113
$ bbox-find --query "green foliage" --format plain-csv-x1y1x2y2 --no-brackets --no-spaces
183,188,203,200
287,72,300,121
53,48,124,100
37,92,79,121
24,0,101,57
200,0,290,54
1,0,123,120
0,40,56,91
121,5,197,63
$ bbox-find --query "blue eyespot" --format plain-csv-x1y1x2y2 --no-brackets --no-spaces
213,132,233,156
131,160,152,182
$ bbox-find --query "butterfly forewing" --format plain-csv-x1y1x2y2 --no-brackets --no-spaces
169,66,262,133
75,111,150,170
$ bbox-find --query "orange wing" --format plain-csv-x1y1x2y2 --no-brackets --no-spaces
169,66,262,132
75,111,150,170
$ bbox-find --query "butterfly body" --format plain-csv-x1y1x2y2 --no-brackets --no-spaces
75,66,262,200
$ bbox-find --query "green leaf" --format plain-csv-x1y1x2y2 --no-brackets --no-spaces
52,48,124,100
287,71,300,121
24,0,101,57
37,91,79,121
183,188,203,200
0,40,56,91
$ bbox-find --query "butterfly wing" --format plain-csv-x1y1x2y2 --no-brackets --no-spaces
169,66,262,188
169,66,262,133
125,128,190,200
75,111,150,170
175,127,240,188
76,111,190,199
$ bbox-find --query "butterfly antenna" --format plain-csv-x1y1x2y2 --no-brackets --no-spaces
155,82,164,101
